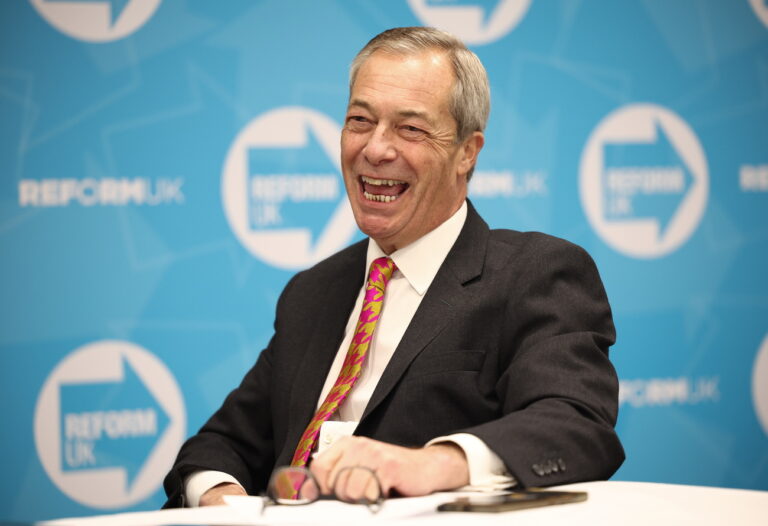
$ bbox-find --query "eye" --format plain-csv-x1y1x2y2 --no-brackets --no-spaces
345,115,373,131
399,125,427,140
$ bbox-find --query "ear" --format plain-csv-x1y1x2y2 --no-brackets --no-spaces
457,131,484,179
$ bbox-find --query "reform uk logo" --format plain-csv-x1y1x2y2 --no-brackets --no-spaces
222,106,358,270
407,0,531,45
29,0,161,42
18,177,184,207
579,104,708,259
34,340,185,508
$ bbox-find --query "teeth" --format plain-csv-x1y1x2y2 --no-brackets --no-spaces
361,176,404,186
364,191,399,203
361,176,407,203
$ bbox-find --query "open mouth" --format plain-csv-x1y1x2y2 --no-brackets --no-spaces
360,175,409,203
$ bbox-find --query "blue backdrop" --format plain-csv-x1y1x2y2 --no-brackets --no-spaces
1,0,767,521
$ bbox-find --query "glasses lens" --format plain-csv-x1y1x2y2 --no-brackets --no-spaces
332,466,383,510
268,467,320,504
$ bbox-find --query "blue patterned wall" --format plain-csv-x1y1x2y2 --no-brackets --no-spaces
1,0,767,521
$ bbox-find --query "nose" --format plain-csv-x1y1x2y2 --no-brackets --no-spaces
362,125,397,165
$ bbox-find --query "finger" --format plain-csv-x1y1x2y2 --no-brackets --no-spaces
199,483,246,506
269,468,317,503
332,466,355,502
361,470,381,502
335,467,381,504
365,453,396,497
309,438,348,494
317,436,375,496
323,436,368,494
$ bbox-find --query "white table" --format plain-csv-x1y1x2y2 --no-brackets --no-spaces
41,480,768,526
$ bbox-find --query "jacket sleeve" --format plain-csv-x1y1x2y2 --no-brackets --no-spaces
465,235,624,488
162,274,302,508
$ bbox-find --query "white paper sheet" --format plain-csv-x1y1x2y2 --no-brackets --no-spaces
40,503,258,526
222,493,448,524
38,493,449,526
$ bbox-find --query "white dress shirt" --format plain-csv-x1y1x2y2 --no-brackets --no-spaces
185,201,514,506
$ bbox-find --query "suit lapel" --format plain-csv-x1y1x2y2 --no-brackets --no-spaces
361,201,490,421
282,242,367,461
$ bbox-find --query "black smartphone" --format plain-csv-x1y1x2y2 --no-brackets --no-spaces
437,490,588,513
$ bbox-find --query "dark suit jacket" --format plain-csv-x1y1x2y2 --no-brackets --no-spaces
163,202,624,507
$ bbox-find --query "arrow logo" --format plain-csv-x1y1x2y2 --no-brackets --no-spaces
59,357,169,491
44,0,132,28
425,0,504,27
247,125,342,249
602,120,693,238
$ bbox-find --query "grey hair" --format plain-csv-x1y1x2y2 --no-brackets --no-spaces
349,26,490,145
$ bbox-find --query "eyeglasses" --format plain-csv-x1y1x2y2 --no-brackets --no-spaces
263,465,384,514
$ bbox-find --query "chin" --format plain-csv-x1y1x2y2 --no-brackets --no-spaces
357,220,392,240
354,214,396,240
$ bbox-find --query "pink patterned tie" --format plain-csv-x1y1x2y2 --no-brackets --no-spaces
290,256,397,467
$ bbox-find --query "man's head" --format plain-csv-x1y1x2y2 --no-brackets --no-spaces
341,27,490,254
350,27,490,147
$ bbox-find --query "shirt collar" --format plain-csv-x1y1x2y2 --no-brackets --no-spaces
365,201,468,295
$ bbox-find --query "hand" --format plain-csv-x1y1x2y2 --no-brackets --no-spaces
308,436,469,498
198,482,247,506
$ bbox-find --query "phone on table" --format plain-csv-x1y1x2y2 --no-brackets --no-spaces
437,490,587,513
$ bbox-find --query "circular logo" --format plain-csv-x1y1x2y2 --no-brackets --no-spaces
407,0,531,46
579,104,709,259
34,340,185,509
29,0,161,42
752,334,768,437
222,106,358,270
749,0,768,28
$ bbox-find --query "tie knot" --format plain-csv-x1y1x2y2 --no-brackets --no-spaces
368,257,396,290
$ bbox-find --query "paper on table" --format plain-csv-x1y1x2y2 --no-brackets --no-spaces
222,493,449,524
38,503,261,526
38,493,452,526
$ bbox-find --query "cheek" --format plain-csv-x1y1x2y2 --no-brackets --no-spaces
414,156,446,188
340,134,360,162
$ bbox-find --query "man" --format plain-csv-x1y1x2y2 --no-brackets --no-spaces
163,26,624,508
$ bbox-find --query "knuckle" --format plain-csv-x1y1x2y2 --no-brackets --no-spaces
311,459,329,476
381,456,400,474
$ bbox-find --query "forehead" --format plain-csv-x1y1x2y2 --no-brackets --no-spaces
349,50,455,115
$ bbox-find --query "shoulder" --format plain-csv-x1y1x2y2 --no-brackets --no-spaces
463,201,593,265
454,203,600,282
486,228,596,269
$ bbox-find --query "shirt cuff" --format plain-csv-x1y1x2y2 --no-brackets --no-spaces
426,433,516,491
184,470,243,507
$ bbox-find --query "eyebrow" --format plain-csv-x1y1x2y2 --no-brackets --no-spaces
347,99,435,126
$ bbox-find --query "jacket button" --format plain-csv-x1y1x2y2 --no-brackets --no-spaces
558,458,566,471
532,464,544,476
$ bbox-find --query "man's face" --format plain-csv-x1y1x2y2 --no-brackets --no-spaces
341,50,483,254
